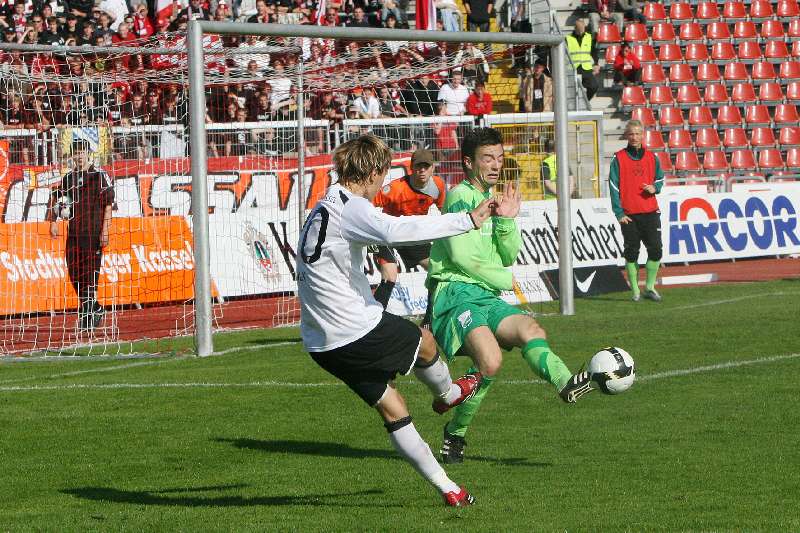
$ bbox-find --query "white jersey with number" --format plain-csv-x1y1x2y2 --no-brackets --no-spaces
297,183,475,352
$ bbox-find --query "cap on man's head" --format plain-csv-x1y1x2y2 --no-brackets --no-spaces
411,148,435,166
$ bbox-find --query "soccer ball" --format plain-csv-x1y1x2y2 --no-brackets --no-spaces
588,347,635,395
55,195,72,219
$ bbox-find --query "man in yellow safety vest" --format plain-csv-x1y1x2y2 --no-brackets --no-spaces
565,19,600,100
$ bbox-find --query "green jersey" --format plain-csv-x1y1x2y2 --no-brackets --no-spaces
427,180,522,294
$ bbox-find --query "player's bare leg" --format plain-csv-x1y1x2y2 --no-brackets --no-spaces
414,328,481,414
375,385,474,506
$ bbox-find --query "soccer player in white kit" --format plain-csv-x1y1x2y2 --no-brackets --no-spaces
297,135,495,507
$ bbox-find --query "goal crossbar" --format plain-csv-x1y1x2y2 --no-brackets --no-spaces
187,21,575,357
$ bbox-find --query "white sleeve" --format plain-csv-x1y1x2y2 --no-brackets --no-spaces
341,197,474,246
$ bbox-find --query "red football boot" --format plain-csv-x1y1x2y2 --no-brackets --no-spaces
443,486,475,507
432,372,482,414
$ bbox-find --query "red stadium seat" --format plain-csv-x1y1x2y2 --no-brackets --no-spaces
704,83,731,107
669,2,694,22
658,43,684,65
744,105,772,127
737,41,763,64
723,62,749,84
723,128,750,150
792,41,800,59
778,0,800,21
703,150,730,173
695,1,721,23
633,44,657,64
643,130,666,151
758,82,784,104
669,64,694,85
621,85,647,109
785,147,800,168
668,129,694,151
641,64,667,87
749,0,774,21
679,22,705,43
761,20,785,41
650,22,677,44
779,61,800,81
625,23,651,44
695,128,723,151
722,1,748,22
674,151,703,173
676,85,703,108
632,107,657,128
649,85,675,107
717,105,744,128
789,20,800,41
604,45,623,67
596,23,622,46
757,149,785,171
764,41,790,64
750,126,777,147
656,151,674,173
705,22,732,43
751,62,778,85
659,107,686,129
730,149,758,171
779,126,800,147
787,81,800,103
732,21,758,43
643,2,668,23
774,103,800,125
731,82,758,105
712,43,737,65
685,43,710,65
688,106,715,129
696,63,723,85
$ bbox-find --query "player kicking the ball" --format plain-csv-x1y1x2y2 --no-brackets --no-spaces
426,128,594,465
297,134,496,507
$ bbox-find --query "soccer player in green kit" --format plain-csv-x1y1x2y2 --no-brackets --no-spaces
426,128,594,464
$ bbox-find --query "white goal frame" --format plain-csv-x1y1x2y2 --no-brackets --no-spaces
187,21,575,356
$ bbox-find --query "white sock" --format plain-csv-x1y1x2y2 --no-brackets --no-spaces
388,420,460,494
413,356,460,404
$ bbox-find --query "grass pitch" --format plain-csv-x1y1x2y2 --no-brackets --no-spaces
1,279,799,531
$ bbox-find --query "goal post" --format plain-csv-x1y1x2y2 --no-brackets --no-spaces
187,21,576,356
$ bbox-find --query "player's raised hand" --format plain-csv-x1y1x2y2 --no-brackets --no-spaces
493,181,521,218
468,197,496,229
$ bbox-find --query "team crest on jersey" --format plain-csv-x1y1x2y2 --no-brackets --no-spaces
382,185,391,194
243,222,278,280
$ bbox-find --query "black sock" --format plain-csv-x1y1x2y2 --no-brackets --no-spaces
374,280,396,309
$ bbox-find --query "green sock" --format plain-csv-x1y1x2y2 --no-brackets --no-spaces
445,366,494,438
521,339,572,391
626,262,640,296
645,260,660,291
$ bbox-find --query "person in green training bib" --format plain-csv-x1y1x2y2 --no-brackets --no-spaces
426,127,595,464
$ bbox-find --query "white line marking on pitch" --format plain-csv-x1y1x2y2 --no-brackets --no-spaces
0,353,797,393
658,291,800,313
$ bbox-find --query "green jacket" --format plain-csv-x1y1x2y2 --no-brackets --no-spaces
427,180,521,293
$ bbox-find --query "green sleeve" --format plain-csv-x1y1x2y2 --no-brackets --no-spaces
608,156,624,220
493,217,521,267
653,155,664,194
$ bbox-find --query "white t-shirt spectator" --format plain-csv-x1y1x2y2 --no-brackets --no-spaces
269,76,292,108
353,94,381,118
437,82,470,115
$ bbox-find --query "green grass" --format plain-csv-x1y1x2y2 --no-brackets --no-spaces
1,279,799,531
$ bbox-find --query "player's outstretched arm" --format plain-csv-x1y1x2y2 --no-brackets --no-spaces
341,197,495,246
492,181,523,266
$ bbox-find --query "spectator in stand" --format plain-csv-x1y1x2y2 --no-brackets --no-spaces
566,19,599,101
520,60,553,112
405,72,439,116
40,17,62,44
321,6,339,26
145,90,162,124
587,0,623,34
2,95,31,164
615,0,646,25
96,12,114,37
433,104,460,180
613,42,641,86
437,0,461,32
438,70,470,116
78,21,96,45
69,0,94,20
268,59,293,112
28,13,44,38
466,81,492,118
353,87,381,118
380,0,402,24
107,87,127,125
463,0,492,33
455,42,489,85
347,6,371,27
181,0,210,20
236,34,268,72
540,138,577,199
247,0,272,22
61,14,80,44
10,1,26,35
382,14,408,56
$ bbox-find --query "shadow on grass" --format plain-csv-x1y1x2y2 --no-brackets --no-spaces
215,438,550,467
245,337,303,346
61,486,387,508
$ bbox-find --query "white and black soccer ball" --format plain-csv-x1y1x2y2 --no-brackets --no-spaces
588,347,636,395
54,195,72,219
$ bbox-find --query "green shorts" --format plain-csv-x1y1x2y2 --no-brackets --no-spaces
430,281,525,361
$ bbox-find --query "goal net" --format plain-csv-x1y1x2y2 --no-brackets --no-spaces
0,28,561,356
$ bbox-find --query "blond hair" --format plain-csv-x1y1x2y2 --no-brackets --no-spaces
333,134,392,185
625,119,644,134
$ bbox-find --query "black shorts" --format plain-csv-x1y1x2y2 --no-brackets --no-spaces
373,243,431,270
310,312,422,406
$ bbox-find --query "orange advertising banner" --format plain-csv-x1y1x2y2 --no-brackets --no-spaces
0,216,195,315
